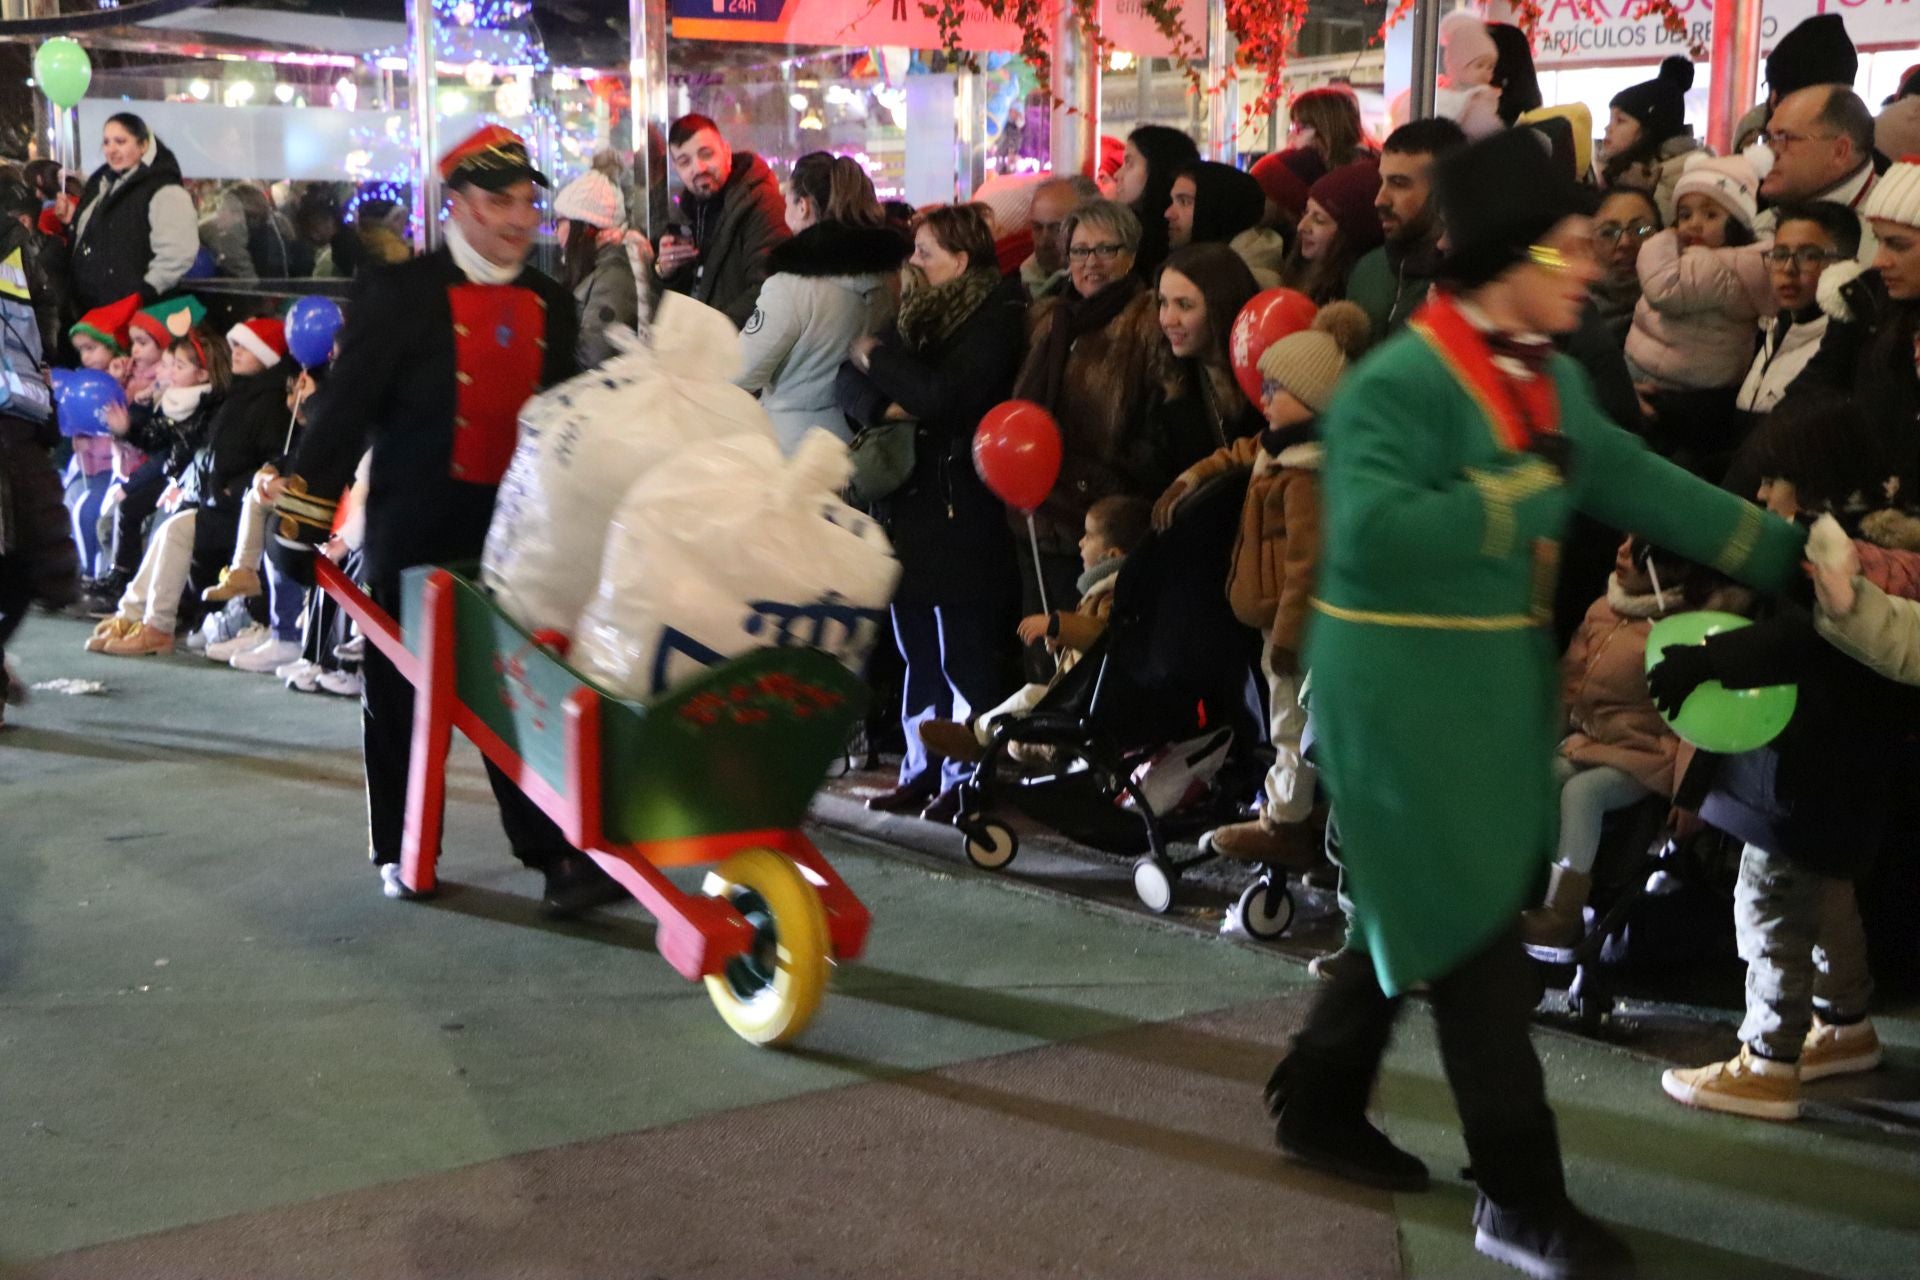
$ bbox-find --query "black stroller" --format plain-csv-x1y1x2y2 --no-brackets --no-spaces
951,471,1266,912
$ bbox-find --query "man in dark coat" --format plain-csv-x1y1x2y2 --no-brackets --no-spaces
657,114,790,328
270,126,616,915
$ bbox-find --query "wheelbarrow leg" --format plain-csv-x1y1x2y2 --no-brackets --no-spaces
400,571,456,895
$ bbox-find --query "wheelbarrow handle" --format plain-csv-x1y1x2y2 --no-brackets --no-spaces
314,557,416,681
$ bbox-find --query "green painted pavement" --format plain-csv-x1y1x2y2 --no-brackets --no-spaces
3,614,1917,1277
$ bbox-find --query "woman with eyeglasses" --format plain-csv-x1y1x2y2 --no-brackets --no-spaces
1590,188,1660,346
1008,199,1169,668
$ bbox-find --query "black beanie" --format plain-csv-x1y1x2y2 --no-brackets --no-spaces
1767,14,1857,99
1183,160,1267,246
1610,56,1693,149
1488,23,1541,127
1435,128,1579,290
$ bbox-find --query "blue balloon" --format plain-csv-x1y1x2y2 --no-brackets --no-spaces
286,296,344,369
51,367,125,437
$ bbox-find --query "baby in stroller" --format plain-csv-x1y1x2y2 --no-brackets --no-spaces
945,466,1265,911
918,495,1151,768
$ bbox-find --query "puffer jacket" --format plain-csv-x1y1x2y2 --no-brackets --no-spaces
1626,229,1774,391
1558,552,1687,797
735,221,908,453
1167,425,1321,650
574,238,641,370
1735,307,1828,416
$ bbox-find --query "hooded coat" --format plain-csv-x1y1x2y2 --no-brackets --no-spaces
70,136,198,311
662,151,790,328
1626,228,1775,390
735,221,909,453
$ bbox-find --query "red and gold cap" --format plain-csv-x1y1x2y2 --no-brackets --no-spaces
438,125,550,191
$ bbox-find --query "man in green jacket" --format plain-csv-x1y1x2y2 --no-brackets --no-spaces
1269,127,1806,1280
1344,118,1465,342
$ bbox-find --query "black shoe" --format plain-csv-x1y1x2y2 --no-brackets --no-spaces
1276,1106,1430,1193
378,863,424,901
1473,1196,1634,1280
541,852,626,918
920,787,963,824
866,781,936,814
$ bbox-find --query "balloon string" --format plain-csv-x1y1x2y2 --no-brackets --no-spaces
283,384,307,454
1026,511,1051,618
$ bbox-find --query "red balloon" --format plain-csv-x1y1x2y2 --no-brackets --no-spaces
973,399,1063,512
1229,288,1319,407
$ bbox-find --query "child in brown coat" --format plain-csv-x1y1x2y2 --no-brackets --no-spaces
1151,300,1370,865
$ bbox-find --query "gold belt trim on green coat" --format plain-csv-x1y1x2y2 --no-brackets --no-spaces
1311,598,1542,631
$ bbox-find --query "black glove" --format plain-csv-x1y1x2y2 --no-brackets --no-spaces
1646,642,1714,719
1526,432,1574,481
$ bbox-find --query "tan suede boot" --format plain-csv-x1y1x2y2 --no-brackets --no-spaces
200,565,262,603
1519,863,1593,948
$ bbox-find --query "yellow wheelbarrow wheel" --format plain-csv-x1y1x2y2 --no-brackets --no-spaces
702,849,829,1046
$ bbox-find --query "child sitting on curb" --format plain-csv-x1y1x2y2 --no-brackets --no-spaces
1156,300,1371,868
917,494,1151,767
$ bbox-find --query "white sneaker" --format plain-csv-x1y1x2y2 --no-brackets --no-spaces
207,622,271,662
283,660,322,692
184,629,209,654
333,634,365,663
275,656,310,680
231,637,302,674
316,668,363,697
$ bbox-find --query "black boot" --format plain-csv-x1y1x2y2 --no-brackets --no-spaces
1270,1050,1430,1193
1472,1194,1634,1280
541,851,626,918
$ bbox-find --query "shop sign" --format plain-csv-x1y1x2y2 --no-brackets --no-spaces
1531,0,1918,68
671,0,1201,57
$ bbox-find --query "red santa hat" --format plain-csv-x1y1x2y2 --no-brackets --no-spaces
228,316,288,369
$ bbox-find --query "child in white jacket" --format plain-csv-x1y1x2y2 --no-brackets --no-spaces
1626,147,1776,392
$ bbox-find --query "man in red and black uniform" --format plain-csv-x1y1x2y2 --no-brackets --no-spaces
272,127,619,914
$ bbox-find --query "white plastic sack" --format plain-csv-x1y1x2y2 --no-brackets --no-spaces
573,429,900,699
481,293,774,635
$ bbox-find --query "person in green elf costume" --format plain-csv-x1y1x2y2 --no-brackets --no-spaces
1267,128,1806,1280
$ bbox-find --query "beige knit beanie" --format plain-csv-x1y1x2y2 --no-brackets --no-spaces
1862,159,1920,231
1256,300,1371,413
553,168,626,230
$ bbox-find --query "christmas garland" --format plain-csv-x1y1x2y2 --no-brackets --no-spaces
923,0,1704,121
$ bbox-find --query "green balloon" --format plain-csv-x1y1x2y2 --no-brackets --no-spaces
1644,610,1797,754
34,38,91,110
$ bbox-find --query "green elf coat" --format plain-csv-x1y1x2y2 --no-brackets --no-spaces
1307,297,1805,996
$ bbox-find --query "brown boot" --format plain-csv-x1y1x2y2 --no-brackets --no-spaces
201,565,262,603
917,718,983,764
84,615,140,653
1519,863,1592,948
1206,819,1323,871
101,622,175,657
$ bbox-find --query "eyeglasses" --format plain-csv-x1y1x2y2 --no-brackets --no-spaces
1594,221,1657,246
1068,242,1126,262
1760,129,1837,150
1764,246,1838,270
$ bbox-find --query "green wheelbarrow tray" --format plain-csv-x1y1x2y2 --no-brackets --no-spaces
314,557,873,1007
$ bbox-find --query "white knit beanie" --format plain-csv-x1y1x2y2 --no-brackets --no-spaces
1673,143,1775,231
1862,160,1920,231
553,169,625,230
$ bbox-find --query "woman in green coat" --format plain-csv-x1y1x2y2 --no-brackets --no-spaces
1269,129,1805,1280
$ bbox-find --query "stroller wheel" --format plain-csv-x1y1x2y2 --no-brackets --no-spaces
1132,857,1175,914
961,819,1019,870
1236,877,1294,940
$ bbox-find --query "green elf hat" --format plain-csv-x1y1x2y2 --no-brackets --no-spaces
130,294,207,350
69,293,141,355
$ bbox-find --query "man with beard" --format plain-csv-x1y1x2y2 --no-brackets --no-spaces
658,114,790,327
1346,118,1467,342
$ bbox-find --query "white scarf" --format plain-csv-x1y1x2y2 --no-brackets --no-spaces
160,381,211,421
445,219,522,286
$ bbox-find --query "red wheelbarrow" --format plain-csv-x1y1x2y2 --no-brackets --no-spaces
316,558,871,1045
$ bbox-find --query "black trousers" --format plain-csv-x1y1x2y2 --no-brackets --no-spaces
1288,924,1568,1212
0,549,31,672
109,469,166,578
360,579,575,872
